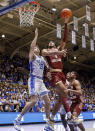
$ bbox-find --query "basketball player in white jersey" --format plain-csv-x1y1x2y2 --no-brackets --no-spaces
14,28,54,131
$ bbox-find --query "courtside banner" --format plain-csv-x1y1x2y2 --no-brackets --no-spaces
0,112,95,125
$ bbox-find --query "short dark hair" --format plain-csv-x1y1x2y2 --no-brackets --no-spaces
48,44,56,49
71,71,78,78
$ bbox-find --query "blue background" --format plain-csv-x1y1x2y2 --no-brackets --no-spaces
0,112,95,125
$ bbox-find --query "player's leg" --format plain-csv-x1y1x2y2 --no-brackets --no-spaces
60,105,69,131
14,77,38,130
60,112,76,131
46,72,71,118
60,104,75,131
50,95,62,121
42,94,55,131
70,102,85,130
77,123,85,131
72,102,85,131
43,98,61,131
39,83,55,130
18,95,38,120
42,94,51,120
56,81,71,119
15,77,38,121
14,95,38,131
39,82,51,120
71,102,84,119
61,114,68,131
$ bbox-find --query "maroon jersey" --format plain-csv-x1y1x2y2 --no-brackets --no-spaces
69,84,82,103
45,48,63,69
69,84,85,116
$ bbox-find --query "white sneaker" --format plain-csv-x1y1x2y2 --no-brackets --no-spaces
45,119,55,131
14,119,21,131
73,117,83,124
43,125,55,131
68,117,83,125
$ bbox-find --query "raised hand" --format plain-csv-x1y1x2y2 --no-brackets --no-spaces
64,17,70,23
35,28,38,37
62,49,67,57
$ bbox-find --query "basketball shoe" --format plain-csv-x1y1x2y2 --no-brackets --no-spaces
14,116,21,131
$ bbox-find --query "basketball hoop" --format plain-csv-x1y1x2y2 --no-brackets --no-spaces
19,1,40,27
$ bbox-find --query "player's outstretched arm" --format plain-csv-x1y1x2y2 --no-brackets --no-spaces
59,17,70,50
42,49,66,56
29,28,38,61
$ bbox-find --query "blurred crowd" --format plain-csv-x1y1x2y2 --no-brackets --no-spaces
0,53,95,112
80,74,95,112
0,53,29,84
0,81,55,112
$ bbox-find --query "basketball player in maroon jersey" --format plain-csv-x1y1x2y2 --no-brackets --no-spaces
42,17,72,120
57,72,85,131
66,71,85,131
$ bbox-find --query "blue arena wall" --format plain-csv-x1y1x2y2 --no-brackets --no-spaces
0,112,95,125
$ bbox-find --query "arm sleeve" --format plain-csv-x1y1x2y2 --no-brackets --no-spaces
63,23,68,42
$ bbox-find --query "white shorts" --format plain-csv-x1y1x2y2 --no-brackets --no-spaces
28,77,49,97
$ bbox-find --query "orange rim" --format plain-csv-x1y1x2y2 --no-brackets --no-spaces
19,1,40,12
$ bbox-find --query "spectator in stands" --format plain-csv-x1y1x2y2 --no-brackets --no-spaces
8,105,12,112
0,105,4,112
40,104,45,112
19,96,26,111
14,105,20,112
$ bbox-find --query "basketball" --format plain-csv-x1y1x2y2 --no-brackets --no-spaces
61,8,72,18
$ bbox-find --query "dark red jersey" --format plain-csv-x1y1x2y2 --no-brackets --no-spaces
69,84,82,103
45,48,63,69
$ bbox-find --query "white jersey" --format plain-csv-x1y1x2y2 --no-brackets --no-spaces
30,55,44,78
29,55,48,97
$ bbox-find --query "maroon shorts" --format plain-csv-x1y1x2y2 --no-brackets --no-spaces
46,71,66,87
70,100,84,116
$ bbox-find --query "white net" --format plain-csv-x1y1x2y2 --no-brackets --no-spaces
19,1,40,27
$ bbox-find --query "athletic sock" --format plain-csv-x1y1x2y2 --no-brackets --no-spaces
17,114,22,121
50,114,55,121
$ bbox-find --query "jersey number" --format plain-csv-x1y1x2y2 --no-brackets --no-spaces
37,60,44,69
39,61,44,69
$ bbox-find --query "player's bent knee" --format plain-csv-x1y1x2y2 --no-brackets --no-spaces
30,98,37,105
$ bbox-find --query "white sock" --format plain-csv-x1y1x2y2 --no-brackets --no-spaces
50,114,55,121
17,114,22,121
67,112,71,119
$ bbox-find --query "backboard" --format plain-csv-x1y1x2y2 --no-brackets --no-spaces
0,0,33,15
